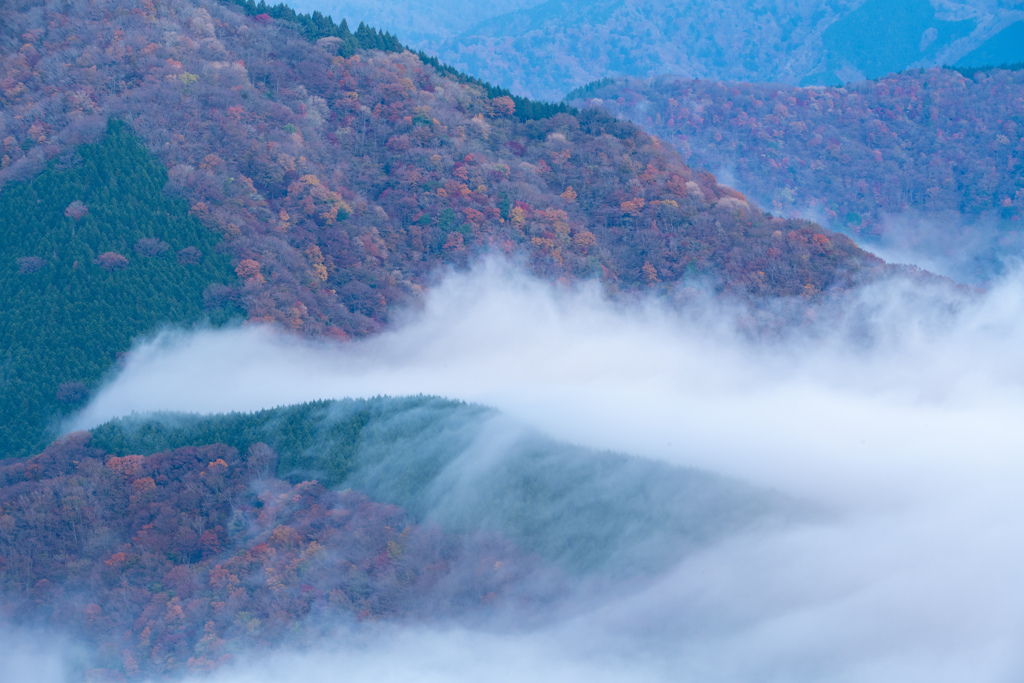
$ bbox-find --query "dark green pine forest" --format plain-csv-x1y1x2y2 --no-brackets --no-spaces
0,121,238,458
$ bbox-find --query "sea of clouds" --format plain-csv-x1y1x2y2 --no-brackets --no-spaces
11,260,1024,681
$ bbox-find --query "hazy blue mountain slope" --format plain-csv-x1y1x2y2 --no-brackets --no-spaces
814,0,976,85
292,0,1023,100
91,396,799,576
956,20,1024,66
431,0,857,99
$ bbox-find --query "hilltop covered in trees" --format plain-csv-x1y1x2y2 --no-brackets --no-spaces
226,0,576,121
0,0,892,455
0,431,556,679
0,0,879,330
0,396,794,679
577,66,1024,281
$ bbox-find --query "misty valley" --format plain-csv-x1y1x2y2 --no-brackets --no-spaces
2,0,1024,681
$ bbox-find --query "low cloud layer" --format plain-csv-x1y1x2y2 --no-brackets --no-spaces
856,212,1024,286
47,261,1024,681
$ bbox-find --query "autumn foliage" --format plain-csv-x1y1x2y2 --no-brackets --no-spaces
0,0,884,344
0,431,554,679
581,67,1024,250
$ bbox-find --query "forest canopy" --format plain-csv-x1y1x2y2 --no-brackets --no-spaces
0,120,237,458
576,66,1024,281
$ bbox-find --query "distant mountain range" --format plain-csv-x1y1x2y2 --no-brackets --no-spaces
290,0,1024,100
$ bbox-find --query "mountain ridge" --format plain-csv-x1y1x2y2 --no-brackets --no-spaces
0,0,891,457
285,0,1024,101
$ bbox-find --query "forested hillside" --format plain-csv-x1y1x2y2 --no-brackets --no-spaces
576,66,1024,281
91,396,791,575
0,0,891,456
0,397,794,679
0,121,237,458
0,431,554,678
0,0,877,324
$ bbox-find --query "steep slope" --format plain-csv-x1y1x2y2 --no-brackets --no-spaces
0,0,886,456
955,19,1024,68
810,0,977,85
0,396,796,679
0,0,877,319
290,0,1024,100
574,67,1024,281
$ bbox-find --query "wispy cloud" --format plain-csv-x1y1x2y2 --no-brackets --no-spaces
52,260,1024,681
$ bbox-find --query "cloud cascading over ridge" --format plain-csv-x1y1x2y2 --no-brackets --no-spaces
55,260,1024,681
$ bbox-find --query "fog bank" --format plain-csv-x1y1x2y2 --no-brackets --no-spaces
52,261,1024,681
73,261,1024,502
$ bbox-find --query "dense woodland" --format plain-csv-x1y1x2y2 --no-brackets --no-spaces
0,0,889,456
0,0,881,327
0,121,238,457
0,396,790,680
579,66,1024,279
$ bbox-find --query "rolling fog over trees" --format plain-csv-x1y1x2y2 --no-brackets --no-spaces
2,0,1024,680
10,262,1024,682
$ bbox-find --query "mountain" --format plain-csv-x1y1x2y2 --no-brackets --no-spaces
1,1,1009,679
571,65,1024,282
0,396,795,679
0,0,884,457
289,0,1024,101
